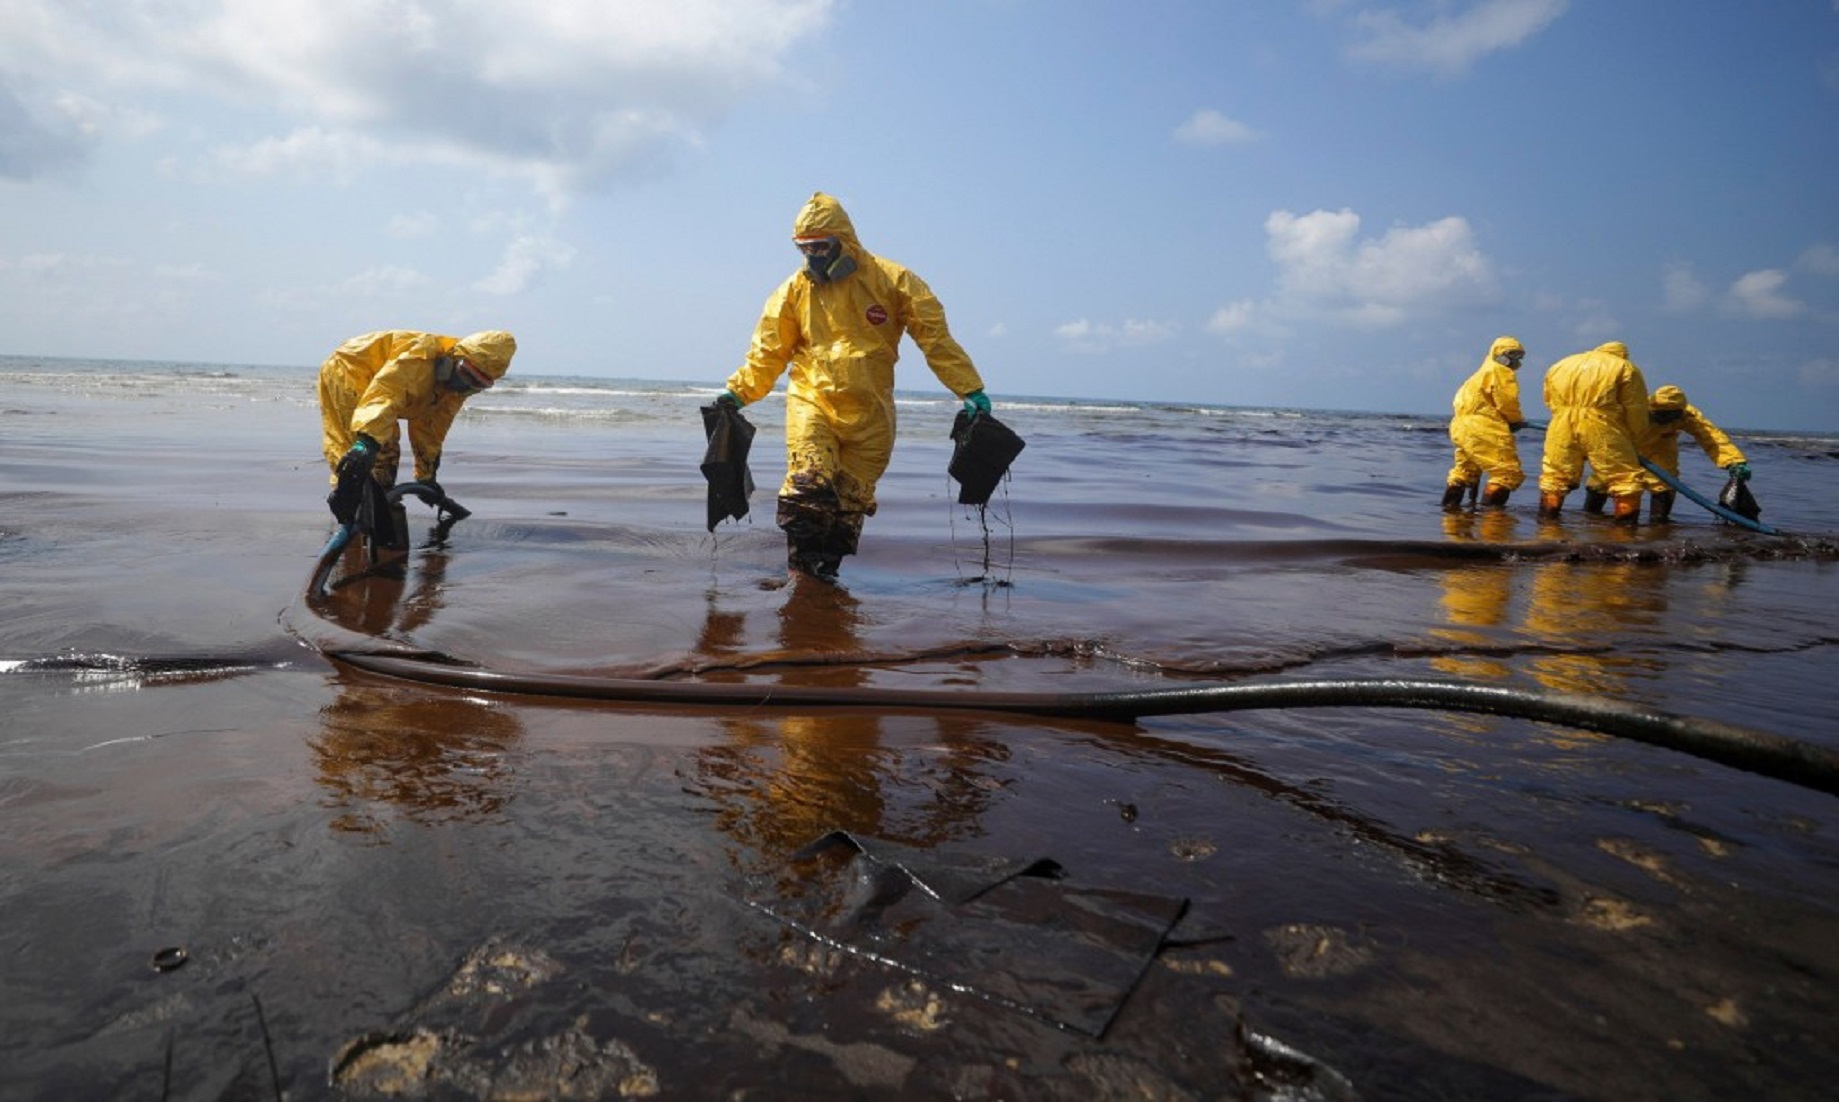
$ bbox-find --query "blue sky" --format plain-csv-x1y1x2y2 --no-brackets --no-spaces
3,1,1836,429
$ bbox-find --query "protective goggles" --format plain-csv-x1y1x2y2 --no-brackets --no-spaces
438,356,495,395
794,236,838,256
1649,408,1684,424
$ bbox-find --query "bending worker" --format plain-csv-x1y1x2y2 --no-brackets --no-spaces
714,192,992,581
1582,385,1750,522
1537,340,1650,523
318,329,517,522
1442,336,1528,510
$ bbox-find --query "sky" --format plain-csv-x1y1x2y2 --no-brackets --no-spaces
2,0,1837,430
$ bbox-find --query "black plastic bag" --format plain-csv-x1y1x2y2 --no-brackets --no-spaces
948,411,1026,506
355,477,408,551
1718,472,1762,522
701,402,756,531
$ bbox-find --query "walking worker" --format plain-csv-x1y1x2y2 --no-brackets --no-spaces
1537,340,1651,523
318,329,517,523
713,192,992,581
1582,385,1750,522
1442,336,1529,510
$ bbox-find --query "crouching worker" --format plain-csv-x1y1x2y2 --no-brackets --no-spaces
1442,336,1528,510
318,329,517,525
1582,385,1749,522
714,192,991,581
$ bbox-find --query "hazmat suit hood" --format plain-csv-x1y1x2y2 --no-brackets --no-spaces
1595,341,1630,360
792,192,862,251
1489,336,1525,367
452,331,517,380
1650,385,1688,410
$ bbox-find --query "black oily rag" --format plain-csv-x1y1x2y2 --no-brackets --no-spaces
701,403,757,531
949,411,1026,506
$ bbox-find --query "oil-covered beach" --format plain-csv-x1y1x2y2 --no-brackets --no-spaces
4,357,1838,1100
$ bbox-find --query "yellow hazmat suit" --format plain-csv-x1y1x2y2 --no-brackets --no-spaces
1635,386,1746,480
724,193,985,568
317,330,516,486
1445,336,1527,500
1538,341,1650,509
1585,385,1747,494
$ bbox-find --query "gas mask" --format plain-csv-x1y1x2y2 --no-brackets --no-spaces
797,236,857,284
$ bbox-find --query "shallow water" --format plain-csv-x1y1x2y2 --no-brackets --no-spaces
3,356,1838,1099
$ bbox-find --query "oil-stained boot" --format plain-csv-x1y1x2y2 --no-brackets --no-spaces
1581,487,1609,514
1537,491,1565,517
1440,483,1472,511
1649,490,1675,523
1479,485,1512,508
1611,493,1642,526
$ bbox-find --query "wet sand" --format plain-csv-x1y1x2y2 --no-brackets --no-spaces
3,359,1838,1099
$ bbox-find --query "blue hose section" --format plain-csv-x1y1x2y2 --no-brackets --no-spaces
1639,459,1780,534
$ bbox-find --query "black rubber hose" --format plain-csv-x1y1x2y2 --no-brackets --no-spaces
331,653,1839,797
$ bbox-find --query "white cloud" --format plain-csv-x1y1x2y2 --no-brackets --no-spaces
1572,305,1620,342
0,0,837,196
1174,109,1258,146
1797,242,1839,276
387,212,441,239
1262,207,1496,326
1053,317,1179,354
342,266,431,297
474,234,577,296
1205,299,1259,335
1662,261,1710,312
1725,269,1804,319
1345,0,1569,78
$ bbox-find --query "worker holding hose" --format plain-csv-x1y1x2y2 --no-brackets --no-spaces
1442,336,1529,510
1581,385,1750,522
318,329,517,524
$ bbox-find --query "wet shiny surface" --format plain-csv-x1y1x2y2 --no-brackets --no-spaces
3,358,1838,1099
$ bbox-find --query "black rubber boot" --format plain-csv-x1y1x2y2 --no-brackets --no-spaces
1480,485,1512,508
1582,488,1609,514
1650,490,1675,523
1441,483,1471,511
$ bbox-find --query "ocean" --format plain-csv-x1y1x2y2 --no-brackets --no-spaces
3,354,1837,1100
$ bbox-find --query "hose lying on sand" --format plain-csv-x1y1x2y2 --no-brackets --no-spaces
331,652,1839,798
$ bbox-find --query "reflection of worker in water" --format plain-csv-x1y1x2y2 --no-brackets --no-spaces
1442,336,1529,511
1537,341,1650,523
308,526,455,638
714,192,992,582
1582,386,1750,523
1431,511,1520,683
319,329,516,524
312,680,525,834
1521,559,1666,698
690,584,1006,859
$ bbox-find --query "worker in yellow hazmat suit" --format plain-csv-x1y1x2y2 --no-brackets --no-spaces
1442,336,1529,510
1582,385,1750,522
318,329,516,522
717,193,990,580
1537,341,1650,523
